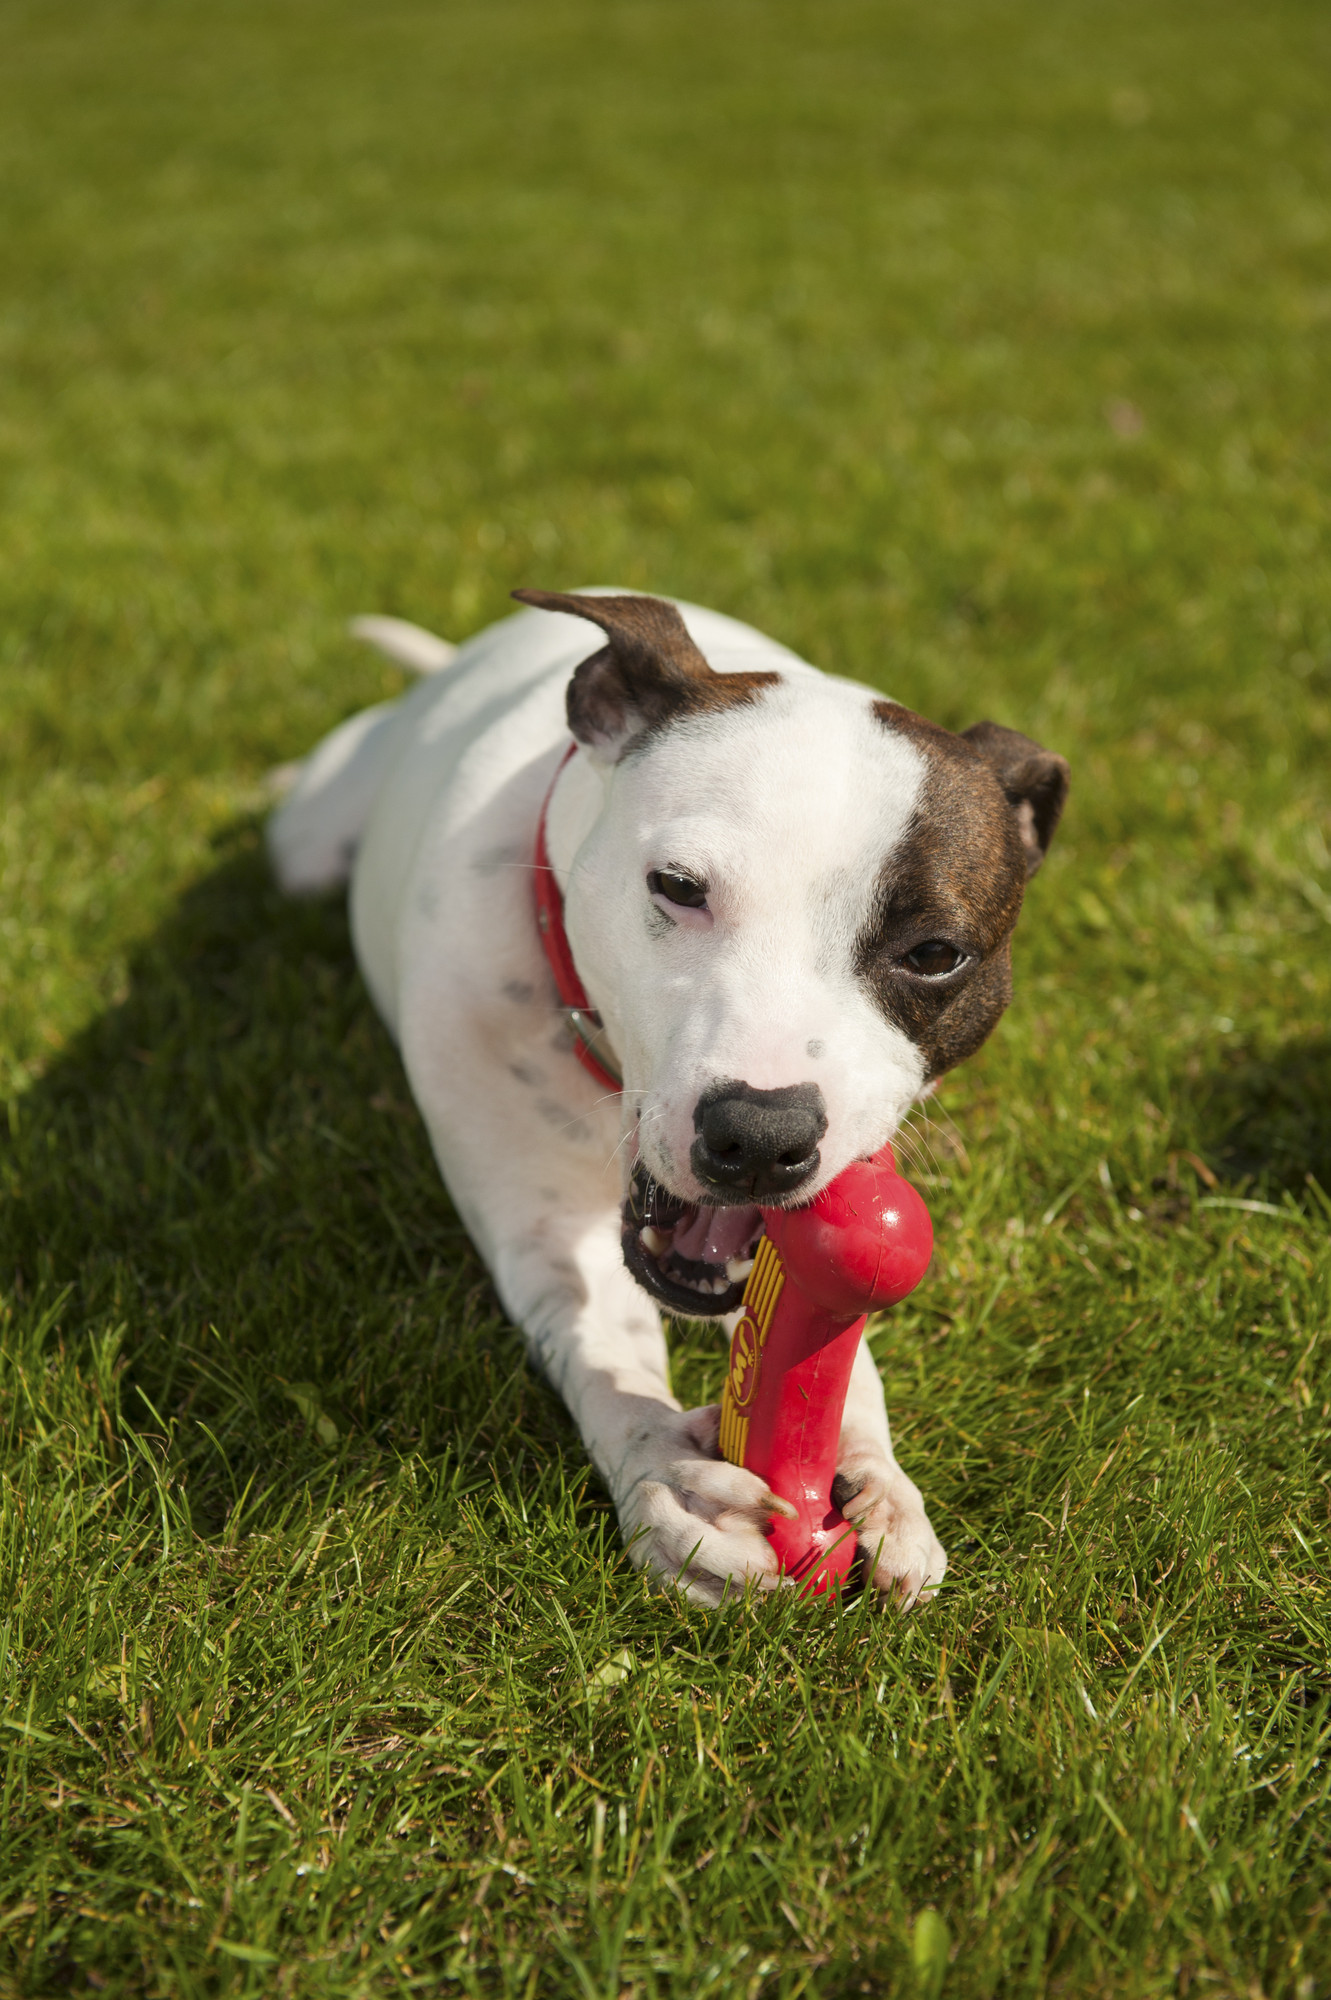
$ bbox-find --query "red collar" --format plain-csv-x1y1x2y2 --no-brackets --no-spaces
534,744,623,1094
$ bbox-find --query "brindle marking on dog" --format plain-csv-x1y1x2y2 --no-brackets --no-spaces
858,702,1069,1080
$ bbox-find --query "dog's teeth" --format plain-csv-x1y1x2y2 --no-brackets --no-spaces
639,1226,667,1256
725,1256,754,1282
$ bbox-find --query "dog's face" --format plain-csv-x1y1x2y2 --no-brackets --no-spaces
515,591,1069,1317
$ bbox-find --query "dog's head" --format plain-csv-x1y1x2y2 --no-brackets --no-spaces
515,590,1069,1317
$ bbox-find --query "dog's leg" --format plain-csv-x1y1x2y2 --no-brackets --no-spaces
268,702,404,894
833,1339,947,1607
490,1211,788,1607
389,810,787,1607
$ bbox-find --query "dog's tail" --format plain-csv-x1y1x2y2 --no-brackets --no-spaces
266,615,457,895
347,614,457,675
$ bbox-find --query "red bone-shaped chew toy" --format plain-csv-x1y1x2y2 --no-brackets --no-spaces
718,1143,933,1597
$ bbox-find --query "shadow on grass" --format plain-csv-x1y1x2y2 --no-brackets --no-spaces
2,819,580,1532
1193,1032,1331,1196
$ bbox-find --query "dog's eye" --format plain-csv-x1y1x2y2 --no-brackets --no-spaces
902,939,967,978
648,868,708,910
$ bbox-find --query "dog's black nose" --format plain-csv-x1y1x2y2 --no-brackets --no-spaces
690,1080,827,1201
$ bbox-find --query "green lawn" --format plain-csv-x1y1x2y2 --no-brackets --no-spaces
2,0,1330,1993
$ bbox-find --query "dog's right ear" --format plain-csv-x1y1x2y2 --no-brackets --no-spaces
512,588,777,760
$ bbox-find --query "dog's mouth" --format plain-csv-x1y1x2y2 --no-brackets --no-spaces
621,1160,765,1317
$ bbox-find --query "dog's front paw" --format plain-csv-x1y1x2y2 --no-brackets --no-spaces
615,1406,790,1608
833,1454,947,1609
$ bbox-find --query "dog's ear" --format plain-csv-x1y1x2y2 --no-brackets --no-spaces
961,721,1070,877
512,588,777,759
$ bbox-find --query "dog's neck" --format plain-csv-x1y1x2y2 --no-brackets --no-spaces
538,744,623,1088
542,744,606,896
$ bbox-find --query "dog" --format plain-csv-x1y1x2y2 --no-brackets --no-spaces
268,590,1068,1606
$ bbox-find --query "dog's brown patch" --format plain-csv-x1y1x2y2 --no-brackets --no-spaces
858,703,1069,1079
512,589,780,756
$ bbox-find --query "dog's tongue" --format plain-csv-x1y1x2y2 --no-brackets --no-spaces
672,1203,761,1264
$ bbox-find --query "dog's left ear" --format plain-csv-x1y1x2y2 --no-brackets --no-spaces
961,721,1070,877
512,588,777,759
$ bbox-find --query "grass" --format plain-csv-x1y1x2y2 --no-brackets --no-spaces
1,0,1330,1991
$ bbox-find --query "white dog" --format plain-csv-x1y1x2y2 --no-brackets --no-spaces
268,591,1068,1606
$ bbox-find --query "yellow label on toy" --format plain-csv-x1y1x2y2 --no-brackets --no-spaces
718,1234,786,1466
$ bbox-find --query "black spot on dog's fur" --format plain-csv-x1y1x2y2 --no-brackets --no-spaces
537,1097,587,1140
859,703,1069,1080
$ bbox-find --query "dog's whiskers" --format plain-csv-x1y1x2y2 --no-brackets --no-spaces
900,1132,940,1183
547,1096,647,1144
588,1086,647,1111
893,1118,943,1185
607,1105,663,1177
545,1087,646,1142
606,1118,647,1175
911,1102,961,1178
